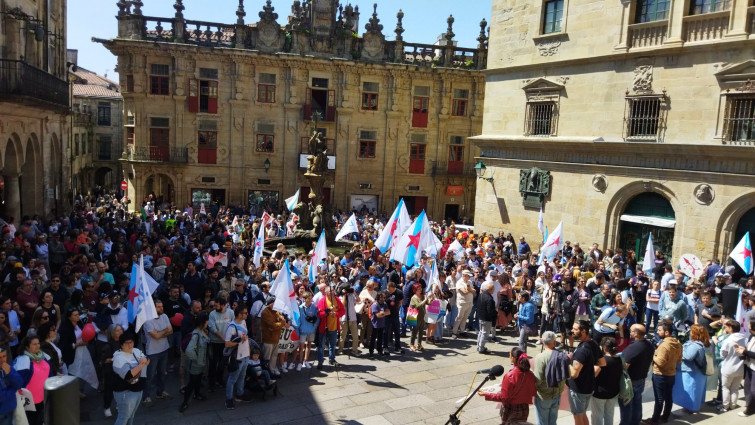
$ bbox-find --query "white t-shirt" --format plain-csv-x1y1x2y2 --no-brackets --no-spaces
646,289,661,311
456,278,473,304
225,320,250,360
142,313,171,355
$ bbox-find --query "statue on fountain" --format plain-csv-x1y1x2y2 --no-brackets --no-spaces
305,129,328,177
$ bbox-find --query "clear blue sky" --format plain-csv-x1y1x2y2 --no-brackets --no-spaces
67,0,492,78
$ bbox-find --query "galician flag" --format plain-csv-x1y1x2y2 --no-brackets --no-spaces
538,207,544,234
426,258,439,293
448,239,465,261
539,221,563,263
270,259,301,327
735,288,749,335
335,213,360,241
376,198,411,253
309,231,328,282
642,233,656,275
729,232,753,275
391,210,432,268
424,231,444,257
127,255,159,332
261,212,274,227
252,222,265,268
285,189,300,212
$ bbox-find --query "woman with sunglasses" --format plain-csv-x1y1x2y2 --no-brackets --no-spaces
38,321,64,376
25,309,50,338
36,289,61,329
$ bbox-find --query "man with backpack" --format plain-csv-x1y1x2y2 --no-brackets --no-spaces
619,324,655,425
534,331,568,425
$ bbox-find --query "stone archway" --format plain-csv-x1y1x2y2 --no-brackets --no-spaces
20,133,42,217
49,133,63,213
714,191,755,261
144,173,175,206
2,134,22,221
604,181,683,263
94,166,116,189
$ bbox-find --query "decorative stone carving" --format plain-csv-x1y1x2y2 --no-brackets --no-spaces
694,184,715,205
592,174,607,193
258,0,277,22
535,39,561,56
519,167,551,208
633,65,653,93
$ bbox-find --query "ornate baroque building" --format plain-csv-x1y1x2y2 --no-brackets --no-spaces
474,0,755,265
0,0,69,219
99,0,488,220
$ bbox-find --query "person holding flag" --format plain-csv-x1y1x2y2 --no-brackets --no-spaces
391,211,433,268
309,231,328,283
335,213,360,242
252,220,265,268
376,198,411,253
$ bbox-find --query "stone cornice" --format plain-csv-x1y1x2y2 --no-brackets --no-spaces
471,135,755,176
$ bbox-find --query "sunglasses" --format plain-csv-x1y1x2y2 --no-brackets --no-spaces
42,316,50,320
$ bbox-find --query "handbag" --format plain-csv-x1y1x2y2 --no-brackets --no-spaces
406,307,419,328
618,357,634,404
704,351,715,376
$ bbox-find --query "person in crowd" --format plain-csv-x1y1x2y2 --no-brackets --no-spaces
338,282,360,356
297,292,319,369
642,322,682,425
36,290,61,329
224,305,252,410
514,291,535,353
13,335,53,425
248,348,276,388
100,324,124,418
533,331,565,425
369,291,389,358
734,318,755,417
592,337,622,425
619,324,655,425
451,270,474,338
142,299,173,405
645,280,661,332
180,312,209,413
593,304,628,346
358,276,377,349
208,295,234,390
567,319,606,425
477,347,536,423
112,331,148,425
476,281,497,354
409,283,433,352
384,281,403,353
0,345,23,425
673,324,710,413
261,297,285,377
718,319,747,413
316,284,344,369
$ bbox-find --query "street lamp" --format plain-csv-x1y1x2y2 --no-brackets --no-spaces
474,160,493,182
264,158,271,172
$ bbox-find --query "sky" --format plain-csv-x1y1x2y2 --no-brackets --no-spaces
67,0,492,78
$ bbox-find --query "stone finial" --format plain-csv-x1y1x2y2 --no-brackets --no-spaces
117,0,129,17
445,15,455,42
236,0,246,25
365,3,383,33
132,0,143,16
259,0,278,22
395,9,404,42
477,18,488,49
174,0,185,19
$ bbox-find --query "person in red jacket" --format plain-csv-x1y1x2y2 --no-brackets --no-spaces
316,285,344,370
478,347,537,424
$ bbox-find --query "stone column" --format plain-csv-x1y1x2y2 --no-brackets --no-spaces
4,175,21,222
664,0,686,46
726,0,751,39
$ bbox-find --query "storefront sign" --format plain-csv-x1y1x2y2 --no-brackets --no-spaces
446,185,463,196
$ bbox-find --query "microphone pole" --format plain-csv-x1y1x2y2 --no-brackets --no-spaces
445,367,503,425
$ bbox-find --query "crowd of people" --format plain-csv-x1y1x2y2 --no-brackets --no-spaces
0,191,754,425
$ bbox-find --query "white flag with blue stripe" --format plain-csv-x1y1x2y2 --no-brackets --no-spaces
285,189,300,211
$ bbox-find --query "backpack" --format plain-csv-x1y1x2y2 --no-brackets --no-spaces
181,331,194,352
545,348,571,388
499,294,514,315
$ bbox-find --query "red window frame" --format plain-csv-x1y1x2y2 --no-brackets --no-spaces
409,143,426,174
448,145,464,174
258,84,276,103
256,134,275,153
126,127,135,145
359,140,376,158
149,128,170,161
150,76,170,95
452,99,468,117
362,92,378,110
197,131,217,164
412,96,429,127
188,79,219,114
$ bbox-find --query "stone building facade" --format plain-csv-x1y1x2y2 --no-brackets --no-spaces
0,0,69,219
99,0,487,221
474,0,755,266
69,56,124,195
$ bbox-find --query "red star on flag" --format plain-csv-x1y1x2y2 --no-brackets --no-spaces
407,232,421,249
128,284,138,305
545,236,561,248
740,245,752,260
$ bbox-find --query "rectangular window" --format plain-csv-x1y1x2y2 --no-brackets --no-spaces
199,68,218,80
97,135,113,160
258,73,276,103
412,86,430,127
625,97,662,139
150,64,170,95
525,101,557,136
74,134,79,156
97,102,111,126
256,124,275,152
305,86,336,121
409,143,426,174
126,127,135,145
197,120,217,164
542,0,564,34
312,78,329,88
635,0,671,23
149,117,170,161
448,145,465,175
126,75,134,92
689,0,730,14
723,96,755,143
189,78,219,114
359,130,377,158
362,82,379,110
452,89,469,117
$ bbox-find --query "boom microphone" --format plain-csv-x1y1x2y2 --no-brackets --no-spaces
477,365,504,376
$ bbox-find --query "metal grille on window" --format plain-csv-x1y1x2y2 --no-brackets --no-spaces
151,64,169,75
199,68,218,80
625,97,663,140
723,96,755,143
525,102,556,136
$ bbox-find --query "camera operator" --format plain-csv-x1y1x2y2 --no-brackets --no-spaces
337,280,360,356
541,277,561,339
558,278,578,352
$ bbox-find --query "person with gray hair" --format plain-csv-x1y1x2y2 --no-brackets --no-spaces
476,281,497,354
533,331,565,425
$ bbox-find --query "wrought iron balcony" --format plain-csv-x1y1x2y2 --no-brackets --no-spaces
124,146,189,163
430,161,476,177
95,141,124,161
0,59,69,110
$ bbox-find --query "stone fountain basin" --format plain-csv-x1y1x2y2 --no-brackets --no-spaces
263,236,354,256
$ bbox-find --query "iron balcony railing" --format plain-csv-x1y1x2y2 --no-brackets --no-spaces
95,141,124,161
125,146,189,163
430,161,476,177
0,59,69,109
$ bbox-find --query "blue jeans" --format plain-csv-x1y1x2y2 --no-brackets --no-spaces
0,411,13,425
619,378,646,425
145,349,168,397
645,310,659,333
400,305,408,335
534,396,560,425
317,329,338,365
225,357,249,400
651,374,675,421
114,390,142,425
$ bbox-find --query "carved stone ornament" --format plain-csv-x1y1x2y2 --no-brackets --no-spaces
535,39,561,56
519,167,551,208
736,79,755,92
633,65,653,93
257,21,280,49
694,184,715,205
592,174,607,193
361,32,384,61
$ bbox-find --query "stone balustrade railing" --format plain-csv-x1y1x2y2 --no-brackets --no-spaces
682,10,730,42
628,20,668,49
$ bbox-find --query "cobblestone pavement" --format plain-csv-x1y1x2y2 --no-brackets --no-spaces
78,332,751,425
